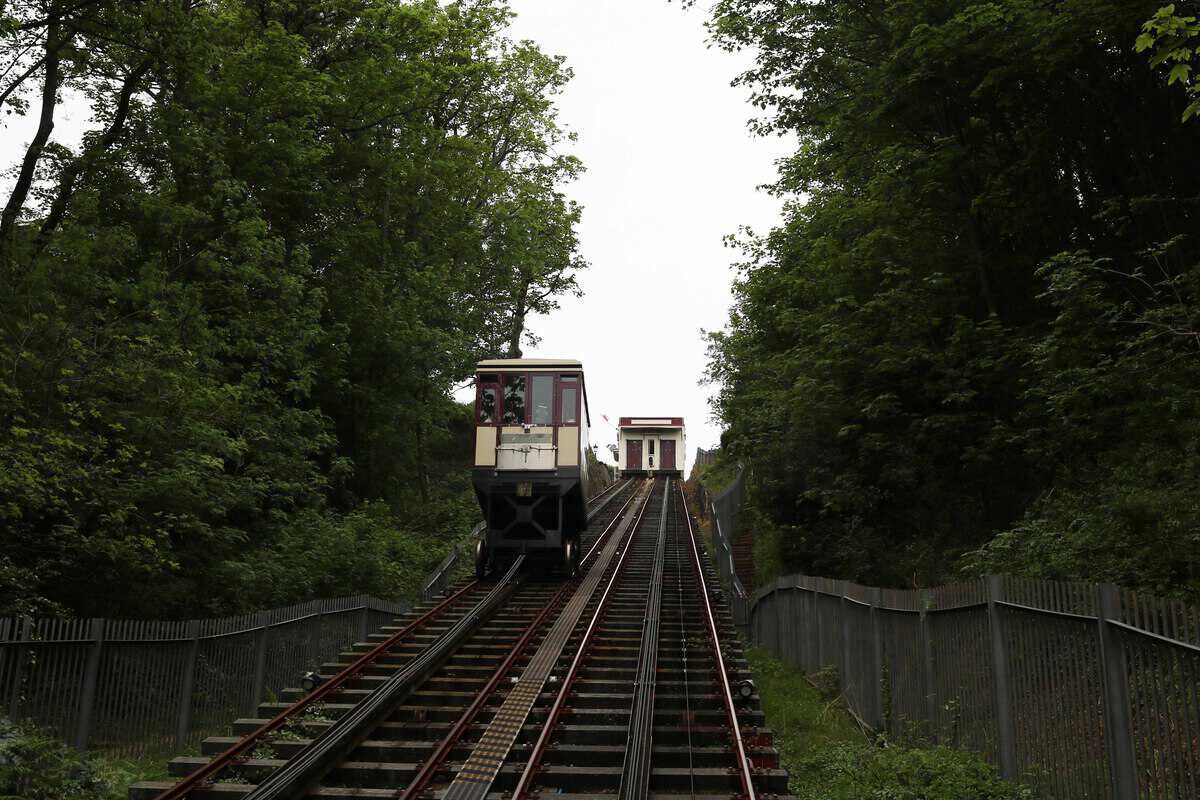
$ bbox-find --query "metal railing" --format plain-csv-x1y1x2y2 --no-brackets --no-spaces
421,522,486,601
0,595,407,757
750,574,1200,799
707,468,750,634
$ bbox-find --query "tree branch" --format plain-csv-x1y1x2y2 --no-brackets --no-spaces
0,15,65,261
34,58,151,252
0,50,47,110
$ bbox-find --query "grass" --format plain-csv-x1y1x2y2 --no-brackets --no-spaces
747,647,1036,800
103,754,173,798
746,646,869,797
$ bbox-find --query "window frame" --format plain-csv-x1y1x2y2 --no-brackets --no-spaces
476,373,502,425
530,373,554,426
501,372,528,425
479,369,584,426
555,373,581,425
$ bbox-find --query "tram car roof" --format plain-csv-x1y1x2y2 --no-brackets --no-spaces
618,416,684,429
476,358,583,370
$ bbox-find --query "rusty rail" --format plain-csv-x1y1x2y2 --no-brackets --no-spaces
682,481,758,800
151,580,481,800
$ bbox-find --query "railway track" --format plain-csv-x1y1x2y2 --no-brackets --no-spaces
132,477,793,800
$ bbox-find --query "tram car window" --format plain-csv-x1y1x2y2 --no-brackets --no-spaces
472,359,591,578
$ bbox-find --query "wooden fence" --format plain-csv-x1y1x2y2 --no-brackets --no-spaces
0,595,407,757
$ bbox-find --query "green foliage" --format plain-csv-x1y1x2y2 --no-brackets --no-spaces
702,0,1200,599
0,717,159,800
748,648,1034,800
1138,4,1200,121
0,1,584,617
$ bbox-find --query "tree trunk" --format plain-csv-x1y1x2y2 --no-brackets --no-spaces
34,59,152,254
506,281,528,357
0,15,64,261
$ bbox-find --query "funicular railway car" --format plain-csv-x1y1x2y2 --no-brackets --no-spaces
472,359,591,578
617,416,685,477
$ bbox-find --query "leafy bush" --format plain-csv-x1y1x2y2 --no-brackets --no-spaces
859,746,1035,800
0,718,123,800
748,648,1035,800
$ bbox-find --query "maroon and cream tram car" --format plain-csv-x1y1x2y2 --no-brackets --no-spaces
617,417,685,477
472,359,591,578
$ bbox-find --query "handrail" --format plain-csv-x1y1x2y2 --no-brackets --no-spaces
711,499,748,600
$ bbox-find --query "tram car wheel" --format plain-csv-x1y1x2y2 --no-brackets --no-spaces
563,539,580,578
474,539,489,581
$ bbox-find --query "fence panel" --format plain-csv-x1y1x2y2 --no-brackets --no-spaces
928,603,996,757
748,575,1200,800
710,469,750,633
1121,590,1200,800
0,595,407,757
751,578,1200,799
880,605,925,739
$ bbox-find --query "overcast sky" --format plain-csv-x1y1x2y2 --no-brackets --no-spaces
0,1,792,474
497,1,792,471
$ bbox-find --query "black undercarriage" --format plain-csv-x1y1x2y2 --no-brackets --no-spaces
471,468,587,577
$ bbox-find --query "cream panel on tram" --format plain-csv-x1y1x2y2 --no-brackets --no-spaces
475,426,497,467
558,426,579,466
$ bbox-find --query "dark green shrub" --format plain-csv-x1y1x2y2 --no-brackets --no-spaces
810,665,841,700
860,745,1035,800
0,718,119,800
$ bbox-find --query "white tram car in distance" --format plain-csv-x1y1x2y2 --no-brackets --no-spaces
617,417,685,477
472,358,591,578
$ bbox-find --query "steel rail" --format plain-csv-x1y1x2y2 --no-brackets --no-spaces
244,557,527,800
395,486,643,800
672,486,698,798
681,482,758,800
510,478,660,799
618,476,669,800
154,481,637,800
151,578,483,800
580,480,639,564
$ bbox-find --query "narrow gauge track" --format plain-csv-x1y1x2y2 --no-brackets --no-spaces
134,478,639,800
133,477,793,800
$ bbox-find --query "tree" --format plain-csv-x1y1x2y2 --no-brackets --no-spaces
0,0,586,616
701,0,1200,597
1139,4,1200,121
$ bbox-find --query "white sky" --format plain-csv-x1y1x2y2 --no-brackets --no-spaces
495,1,791,471
0,1,792,475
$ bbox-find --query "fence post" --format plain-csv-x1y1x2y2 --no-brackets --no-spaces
74,618,105,750
871,587,884,730
919,590,937,739
175,619,201,749
358,603,371,644
839,582,851,701
7,615,32,720
986,576,1018,779
252,612,270,710
813,587,824,670
1097,584,1138,800
774,584,786,657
